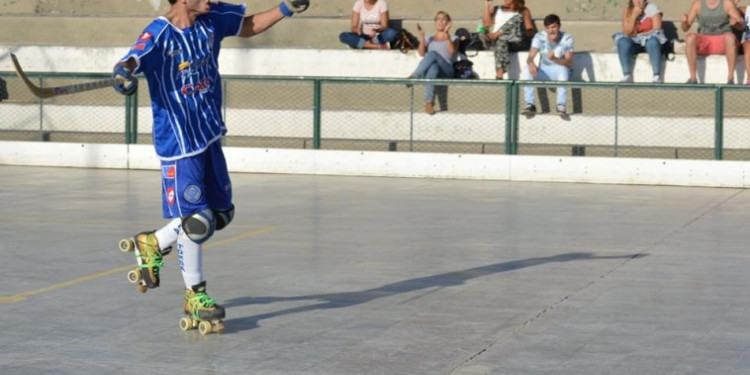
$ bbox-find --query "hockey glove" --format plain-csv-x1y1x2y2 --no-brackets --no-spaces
112,64,138,96
279,0,309,17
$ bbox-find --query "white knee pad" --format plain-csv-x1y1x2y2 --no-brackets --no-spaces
181,209,215,244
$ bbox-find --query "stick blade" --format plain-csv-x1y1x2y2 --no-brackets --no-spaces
10,53,55,99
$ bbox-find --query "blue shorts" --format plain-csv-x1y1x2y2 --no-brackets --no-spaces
160,142,233,219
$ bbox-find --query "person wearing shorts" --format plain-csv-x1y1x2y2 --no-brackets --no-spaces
681,0,743,84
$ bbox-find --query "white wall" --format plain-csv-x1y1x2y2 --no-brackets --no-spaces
1,141,749,188
1,45,743,84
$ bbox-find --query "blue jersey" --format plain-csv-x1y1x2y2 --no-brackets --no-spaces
120,2,246,161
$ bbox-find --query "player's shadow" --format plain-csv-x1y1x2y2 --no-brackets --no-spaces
221,252,646,333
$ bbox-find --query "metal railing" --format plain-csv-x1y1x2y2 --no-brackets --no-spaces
1,71,748,160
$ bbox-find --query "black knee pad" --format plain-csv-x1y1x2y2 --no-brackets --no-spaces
182,209,216,244
215,205,234,231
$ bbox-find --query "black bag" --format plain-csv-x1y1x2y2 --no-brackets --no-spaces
453,57,478,79
0,77,7,102
455,28,486,57
391,28,419,54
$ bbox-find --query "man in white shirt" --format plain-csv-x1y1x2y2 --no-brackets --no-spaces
520,14,574,115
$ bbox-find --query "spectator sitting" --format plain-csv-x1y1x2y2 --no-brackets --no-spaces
481,0,535,79
737,2,750,84
407,11,458,115
521,14,574,116
339,0,398,50
681,0,743,84
613,0,668,83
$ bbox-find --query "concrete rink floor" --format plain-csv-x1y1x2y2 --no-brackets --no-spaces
1,165,750,375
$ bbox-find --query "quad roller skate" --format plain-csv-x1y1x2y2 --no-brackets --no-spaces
118,231,168,293
180,281,226,335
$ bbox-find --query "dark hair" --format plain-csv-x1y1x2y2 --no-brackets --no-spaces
168,0,177,4
543,14,561,27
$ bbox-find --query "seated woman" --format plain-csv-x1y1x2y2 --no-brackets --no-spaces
614,0,668,83
737,2,750,84
407,11,458,115
482,0,535,79
339,0,398,49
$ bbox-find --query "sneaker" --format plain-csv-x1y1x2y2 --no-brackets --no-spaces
424,102,436,115
652,75,661,83
685,79,698,84
521,103,537,115
619,75,633,83
379,43,390,50
727,78,735,85
556,105,566,115
184,281,225,321
744,80,750,85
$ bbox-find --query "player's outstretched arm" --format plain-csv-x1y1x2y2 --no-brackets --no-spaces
238,0,310,38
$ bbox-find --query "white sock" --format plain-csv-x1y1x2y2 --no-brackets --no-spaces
177,232,203,289
154,218,181,251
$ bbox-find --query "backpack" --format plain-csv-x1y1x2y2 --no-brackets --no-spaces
455,27,486,57
453,54,478,79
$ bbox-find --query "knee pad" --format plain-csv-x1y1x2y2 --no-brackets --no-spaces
182,209,216,244
215,205,234,231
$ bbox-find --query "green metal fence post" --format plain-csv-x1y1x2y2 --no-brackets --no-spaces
125,94,132,144
313,79,321,149
131,87,139,144
715,86,723,160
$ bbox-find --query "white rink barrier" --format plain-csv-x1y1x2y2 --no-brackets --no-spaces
1,141,749,188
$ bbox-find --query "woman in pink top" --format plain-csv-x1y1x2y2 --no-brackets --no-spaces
339,0,398,49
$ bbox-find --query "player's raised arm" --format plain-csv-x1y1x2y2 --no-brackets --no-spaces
238,0,310,38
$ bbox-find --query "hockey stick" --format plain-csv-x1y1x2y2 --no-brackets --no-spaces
10,53,123,99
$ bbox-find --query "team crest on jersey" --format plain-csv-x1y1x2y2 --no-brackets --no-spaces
162,165,175,179
184,185,203,203
167,187,175,205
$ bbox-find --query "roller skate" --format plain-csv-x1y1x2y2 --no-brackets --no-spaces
179,281,226,335
118,231,167,293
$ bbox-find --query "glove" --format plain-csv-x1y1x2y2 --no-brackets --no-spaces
112,64,138,96
279,0,309,17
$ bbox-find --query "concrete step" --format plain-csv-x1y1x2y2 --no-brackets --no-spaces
0,0,694,21
0,15,683,53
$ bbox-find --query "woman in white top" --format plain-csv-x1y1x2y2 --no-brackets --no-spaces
407,11,458,115
483,0,535,79
339,0,398,49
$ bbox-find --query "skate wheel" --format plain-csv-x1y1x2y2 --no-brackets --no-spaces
127,269,142,284
213,321,226,333
136,284,148,294
119,238,135,252
198,320,212,335
179,317,194,331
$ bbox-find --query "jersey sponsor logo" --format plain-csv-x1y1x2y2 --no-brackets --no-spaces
167,49,183,58
184,185,203,203
132,43,147,51
167,187,175,205
139,32,153,41
162,165,176,179
181,78,213,96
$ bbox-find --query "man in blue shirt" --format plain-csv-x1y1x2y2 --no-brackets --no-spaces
113,0,309,331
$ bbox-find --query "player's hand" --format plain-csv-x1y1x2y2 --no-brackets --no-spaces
280,0,309,16
112,64,137,96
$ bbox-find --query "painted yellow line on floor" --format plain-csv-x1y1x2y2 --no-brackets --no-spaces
0,226,277,305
